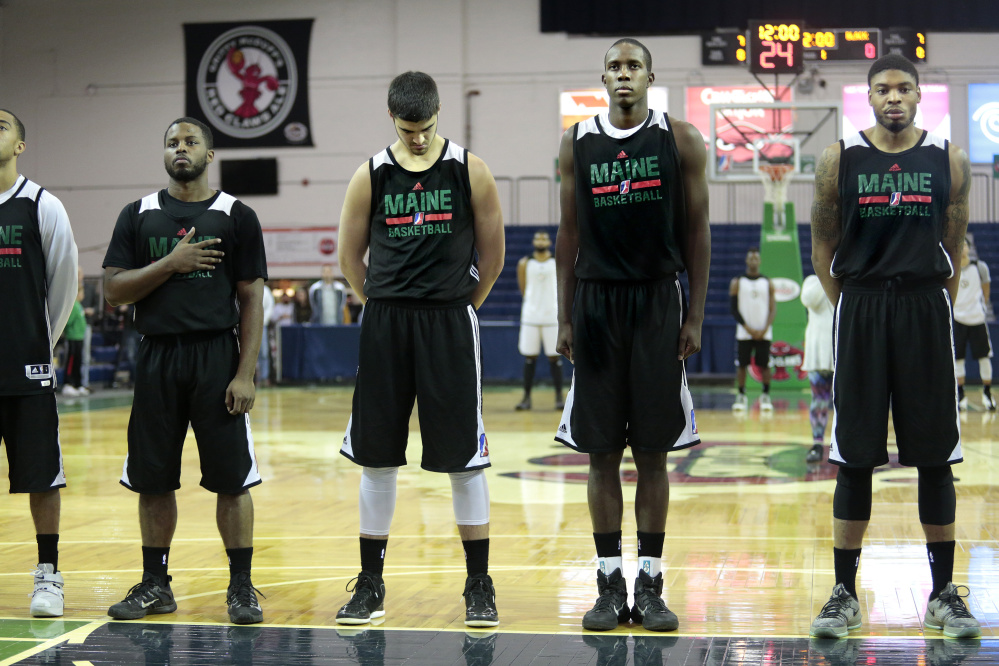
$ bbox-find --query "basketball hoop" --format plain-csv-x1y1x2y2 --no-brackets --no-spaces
759,163,795,208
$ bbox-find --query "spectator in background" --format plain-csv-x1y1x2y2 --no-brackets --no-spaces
293,287,312,324
272,289,295,327
800,273,835,463
61,277,88,397
954,237,994,411
257,284,275,387
309,264,346,325
113,304,139,388
345,292,363,324
80,269,102,393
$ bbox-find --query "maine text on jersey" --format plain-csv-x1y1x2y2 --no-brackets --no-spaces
384,186,455,238
589,155,663,208
148,233,218,279
0,224,24,267
856,170,934,218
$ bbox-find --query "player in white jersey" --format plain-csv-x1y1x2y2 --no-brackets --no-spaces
953,238,994,411
515,231,563,410
800,274,835,462
730,248,775,411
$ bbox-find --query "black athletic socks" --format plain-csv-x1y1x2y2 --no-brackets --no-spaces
360,537,387,575
142,546,170,583
226,547,254,578
833,547,862,599
927,541,956,601
522,358,537,395
637,531,666,559
984,385,992,398
462,538,489,576
958,385,966,401
594,531,623,558
762,383,771,394
548,357,563,394
36,534,59,571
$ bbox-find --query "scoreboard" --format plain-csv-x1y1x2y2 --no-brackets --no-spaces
702,24,926,69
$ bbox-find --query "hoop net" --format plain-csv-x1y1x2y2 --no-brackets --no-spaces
759,163,795,208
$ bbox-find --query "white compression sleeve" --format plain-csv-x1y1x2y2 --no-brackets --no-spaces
450,470,490,525
956,358,966,379
980,357,993,383
359,467,399,536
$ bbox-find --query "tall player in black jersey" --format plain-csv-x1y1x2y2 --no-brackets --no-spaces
809,54,979,639
555,39,710,632
335,72,505,627
0,109,79,618
103,118,268,625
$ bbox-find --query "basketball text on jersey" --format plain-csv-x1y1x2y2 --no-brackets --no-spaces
384,188,455,238
588,156,663,208
148,234,218,279
856,170,934,218
0,224,24,267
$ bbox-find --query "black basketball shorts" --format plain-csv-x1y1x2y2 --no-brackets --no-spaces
555,277,700,453
0,393,65,493
122,330,261,494
736,339,771,368
830,283,961,467
953,321,993,360
341,300,490,473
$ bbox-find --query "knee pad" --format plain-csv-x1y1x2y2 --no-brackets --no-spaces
979,358,993,383
833,467,873,521
955,358,966,379
359,467,399,536
450,470,490,525
918,466,956,526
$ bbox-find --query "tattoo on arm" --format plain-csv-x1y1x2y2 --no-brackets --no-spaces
943,156,972,250
810,150,841,243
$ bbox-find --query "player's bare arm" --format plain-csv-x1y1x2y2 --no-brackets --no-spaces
227,277,264,415
104,227,224,306
674,119,710,360
555,128,579,363
765,280,777,333
811,142,844,305
337,163,373,305
516,256,528,296
942,144,972,301
468,153,505,310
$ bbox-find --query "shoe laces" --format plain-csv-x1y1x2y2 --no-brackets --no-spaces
345,573,380,603
937,585,974,619
463,576,493,609
227,571,265,606
123,577,164,603
816,593,855,619
635,578,668,613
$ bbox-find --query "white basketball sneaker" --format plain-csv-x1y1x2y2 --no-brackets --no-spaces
30,564,64,617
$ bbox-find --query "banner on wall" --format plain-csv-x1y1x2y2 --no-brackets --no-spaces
684,86,794,164
969,84,999,164
560,88,669,131
262,227,338,271
842,84,950,140
184,20,314,148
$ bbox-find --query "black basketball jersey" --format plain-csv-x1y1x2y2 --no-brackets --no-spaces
0,179,59,394
103,190,268,336
572,110,687,282
832,130,953,283
365,139,478,303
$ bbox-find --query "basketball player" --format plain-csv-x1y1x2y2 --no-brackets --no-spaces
809,54,979,639
953,238,994,411
554,39,710,632
103,118,267,625
515,230,563,410
335,72,505,627
0,109,79,617
730,247,775,412
800,273,835,463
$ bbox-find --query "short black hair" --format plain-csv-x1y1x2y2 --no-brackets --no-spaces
164,117,214,150
388,72,440,122
747,246,760,254
605,38,653,71
868,54,919,87
0,108,25,142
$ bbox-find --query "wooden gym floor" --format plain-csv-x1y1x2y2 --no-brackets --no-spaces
2,385,999,664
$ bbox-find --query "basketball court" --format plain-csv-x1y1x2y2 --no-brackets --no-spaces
1,386,998,664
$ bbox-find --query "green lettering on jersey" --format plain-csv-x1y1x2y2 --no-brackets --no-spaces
149,236,169,258
920,172,931,193
384,194,405,215
0,225,22,245
610,162,625,181
406,192,420,213
904,172,919,192
590,163,610,184
858,174,878,194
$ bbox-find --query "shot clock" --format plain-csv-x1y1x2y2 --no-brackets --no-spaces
748,21,804,74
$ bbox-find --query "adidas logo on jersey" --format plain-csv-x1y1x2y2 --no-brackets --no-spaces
412,182,423,191
888,163,901,172
558,424,568,434
617,151,628,159
176,228,187,236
